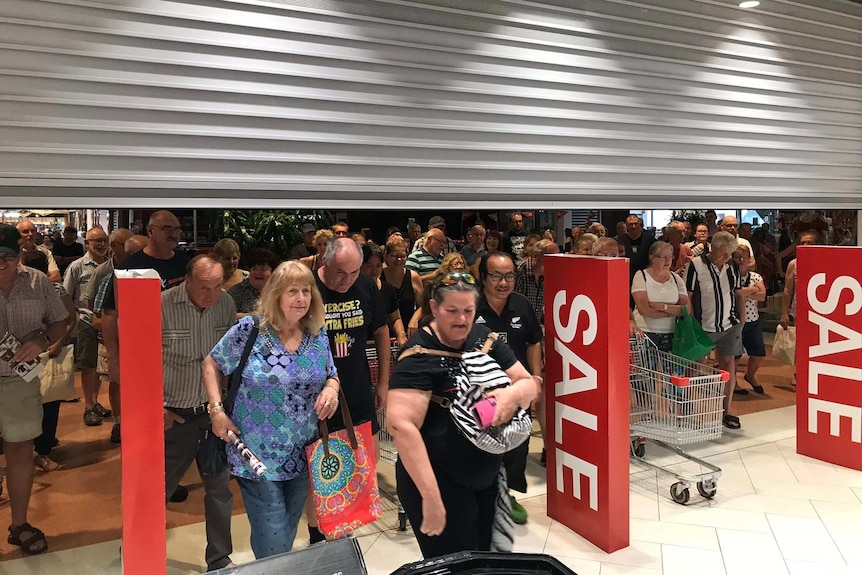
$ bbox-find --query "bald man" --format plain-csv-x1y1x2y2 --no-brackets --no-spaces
16,220,61,282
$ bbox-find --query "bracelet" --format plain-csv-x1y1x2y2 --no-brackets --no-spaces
207,402,225,415
397,331,407,337
324,382,340,393
532,375,544,384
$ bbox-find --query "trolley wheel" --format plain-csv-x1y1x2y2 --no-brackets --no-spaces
697,480,717,499
634,442,645,458
398,511,408,531
670,482,690,505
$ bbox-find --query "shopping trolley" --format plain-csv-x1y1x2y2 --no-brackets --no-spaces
629,335,728,504
366,339,408,530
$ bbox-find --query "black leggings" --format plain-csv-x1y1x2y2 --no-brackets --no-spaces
502,437,529,493
34,400,61,456
396,459,497,559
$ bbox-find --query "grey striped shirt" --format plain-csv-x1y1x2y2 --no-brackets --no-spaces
0,265,69,376
161,285,236,408
684,255,742,333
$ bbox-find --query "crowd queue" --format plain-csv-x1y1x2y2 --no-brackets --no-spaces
0,209,821,565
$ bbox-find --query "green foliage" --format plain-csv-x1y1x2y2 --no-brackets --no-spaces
672,210,706,227
208,210,332,259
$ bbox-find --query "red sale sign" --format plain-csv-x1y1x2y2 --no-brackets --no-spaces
544,254,630,553
117,275,166,575
796,246,862,471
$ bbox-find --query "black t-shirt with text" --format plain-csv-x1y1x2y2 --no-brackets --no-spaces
390,324,517,489
315,273,387,418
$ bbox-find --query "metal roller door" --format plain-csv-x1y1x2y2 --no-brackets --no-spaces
1,0,860,208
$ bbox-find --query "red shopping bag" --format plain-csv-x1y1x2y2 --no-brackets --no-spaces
305,391,381,539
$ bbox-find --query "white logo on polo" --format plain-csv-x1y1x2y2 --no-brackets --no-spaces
511,316,522,329
475,316,487,324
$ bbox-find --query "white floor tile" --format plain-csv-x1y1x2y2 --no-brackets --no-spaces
660,505,771,534
766,514,845,565
709,490,817,518
662,544,726,575
751,477,860,504
544,528,663,570
786,560,862,575
599,564,664,575
630,518,720,550
361,531,423,575
554,555,602,575
717,528,789,575
739,443,797,482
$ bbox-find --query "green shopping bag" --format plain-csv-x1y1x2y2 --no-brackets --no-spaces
672,305,715,361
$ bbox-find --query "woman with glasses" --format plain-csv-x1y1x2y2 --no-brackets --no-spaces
387,272,536,558
362,243,409,348
382,236,423,344
631,241,690,352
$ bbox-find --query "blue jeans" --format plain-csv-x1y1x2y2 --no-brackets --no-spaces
237,472,309,559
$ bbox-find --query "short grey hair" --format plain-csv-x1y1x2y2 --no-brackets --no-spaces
591,237,620,256
323,236,362,266
710,231,738,252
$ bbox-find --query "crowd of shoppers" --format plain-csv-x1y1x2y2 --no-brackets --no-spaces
0,208,823,565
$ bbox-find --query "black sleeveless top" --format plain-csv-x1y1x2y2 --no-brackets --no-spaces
384,268,416,329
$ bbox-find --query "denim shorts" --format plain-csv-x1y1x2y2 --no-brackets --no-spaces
736,319,766,358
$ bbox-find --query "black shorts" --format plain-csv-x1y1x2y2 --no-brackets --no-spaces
736,319,766,358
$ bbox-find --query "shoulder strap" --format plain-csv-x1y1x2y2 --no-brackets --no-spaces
641,269,647,282
398,345,462,362
480,332,499,354
224,317,259,415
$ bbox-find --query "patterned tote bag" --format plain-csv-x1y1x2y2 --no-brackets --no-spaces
305,389,381,539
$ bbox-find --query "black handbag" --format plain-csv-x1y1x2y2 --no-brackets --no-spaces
197,318,259,476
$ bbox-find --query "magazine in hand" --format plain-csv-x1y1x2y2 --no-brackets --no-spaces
0,332,45,382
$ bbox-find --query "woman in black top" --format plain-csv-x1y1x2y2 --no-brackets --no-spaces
387,272,535,558
382,236,422,339
362,242,408,348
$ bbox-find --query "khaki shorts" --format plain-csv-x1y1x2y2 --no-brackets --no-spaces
0,374,43,443
97,342,110,381
75,322,99,370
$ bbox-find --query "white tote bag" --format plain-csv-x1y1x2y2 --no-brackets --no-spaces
39,345,77,403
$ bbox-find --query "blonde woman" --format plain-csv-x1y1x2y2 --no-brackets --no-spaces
203,261,339,559
212,239,248,290
299,229,333,271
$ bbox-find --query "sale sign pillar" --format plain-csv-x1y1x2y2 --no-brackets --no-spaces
796,246,862,470
544,254,630,553
116,270,166,575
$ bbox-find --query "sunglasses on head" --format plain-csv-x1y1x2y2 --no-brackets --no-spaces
436,272,477,287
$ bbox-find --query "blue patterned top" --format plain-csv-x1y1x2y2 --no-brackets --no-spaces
209,315,338,481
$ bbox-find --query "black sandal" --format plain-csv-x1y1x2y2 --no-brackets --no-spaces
8,522,48,555
723,414,741,430
744,375,764,394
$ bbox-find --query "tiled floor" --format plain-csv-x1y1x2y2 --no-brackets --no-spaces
3,405,862,575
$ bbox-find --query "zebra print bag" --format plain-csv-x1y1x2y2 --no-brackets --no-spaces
398,333,532,455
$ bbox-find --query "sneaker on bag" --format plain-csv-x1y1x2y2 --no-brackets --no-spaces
110,423,121,444
510,495,528,525
84,409,103,426
34,454,60,472
92,402,112,418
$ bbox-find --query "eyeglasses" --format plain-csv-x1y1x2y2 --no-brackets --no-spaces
387,253,407,260
488,272,516,283
0,254,18,263
153,225,182,234
436,272,477,287
86,238,108,244
333,230,349,237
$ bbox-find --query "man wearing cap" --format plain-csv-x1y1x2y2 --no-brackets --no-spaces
16,221,60,282
413,216,458,256
0,224,69,555
288,223,318,260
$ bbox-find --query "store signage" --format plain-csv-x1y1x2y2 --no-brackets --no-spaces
117,271,166,575
796,247,862,471
544,255,630,553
